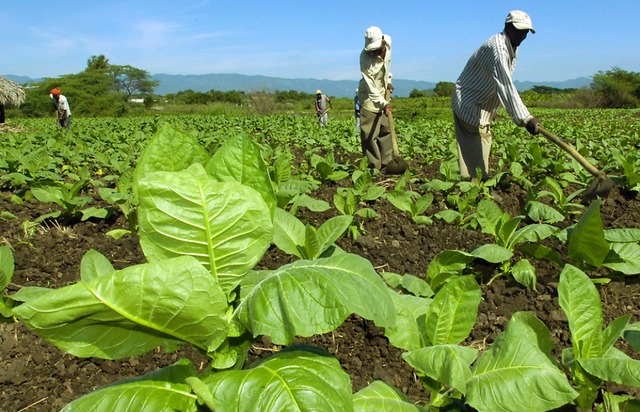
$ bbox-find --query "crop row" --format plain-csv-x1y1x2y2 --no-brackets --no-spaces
1,109,640,410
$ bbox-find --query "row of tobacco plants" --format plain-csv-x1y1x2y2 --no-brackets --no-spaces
1,108,640,411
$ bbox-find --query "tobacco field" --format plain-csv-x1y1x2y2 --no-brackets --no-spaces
1,107,640,411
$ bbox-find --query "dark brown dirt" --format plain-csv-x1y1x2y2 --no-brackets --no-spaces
1,159,639,411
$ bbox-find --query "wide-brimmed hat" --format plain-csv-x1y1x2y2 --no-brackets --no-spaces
364,26,385,51
505,10,535,33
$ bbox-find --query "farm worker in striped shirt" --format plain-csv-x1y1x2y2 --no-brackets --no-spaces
452,10,541,182
358,26,394,170
315,90,331,126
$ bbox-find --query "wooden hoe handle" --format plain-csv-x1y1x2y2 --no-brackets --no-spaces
537,125,602,177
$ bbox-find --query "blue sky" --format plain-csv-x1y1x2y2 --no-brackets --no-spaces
3,1,639,83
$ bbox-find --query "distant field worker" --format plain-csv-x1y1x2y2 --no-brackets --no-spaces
315,90,331,126
452,10,541,182
358,26,393,170
50,88,72,129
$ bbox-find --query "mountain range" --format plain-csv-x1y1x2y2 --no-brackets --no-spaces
2,73,592,98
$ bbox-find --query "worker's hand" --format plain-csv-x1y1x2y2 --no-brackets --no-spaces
384,104,392,116
526,117,541,135
387,84,394,93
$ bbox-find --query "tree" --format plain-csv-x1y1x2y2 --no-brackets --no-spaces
409,88,426,98
113,65,159,97
591,67,640,108
434,81,455,97
530,85,565,95
86,55,111,72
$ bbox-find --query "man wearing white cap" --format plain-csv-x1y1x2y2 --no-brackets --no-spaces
315,90,331,127
452,10,541,182
358,26,394,170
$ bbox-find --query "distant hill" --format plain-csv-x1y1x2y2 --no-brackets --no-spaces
152,73,593,97
152,73,438,98
2,73,592,98
1,74,42,85
514,77,593,92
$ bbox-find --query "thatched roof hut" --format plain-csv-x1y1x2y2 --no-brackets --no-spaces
0,77,26,107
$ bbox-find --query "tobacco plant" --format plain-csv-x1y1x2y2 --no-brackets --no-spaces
333,169,383,240
555,199,640,276
272,208,352,260
0,246,15,322
9,125,408,411
395,273,578,411
460,199,559,289
558,264,640,410
525,176,583,223
386,190,435,225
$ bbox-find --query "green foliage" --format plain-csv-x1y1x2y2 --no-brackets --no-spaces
385,190,434,225
114,64,159,97
18,54,157,117
273,209,351,260
333,170,384,240
592,66,640,108
0,247,15,320
433,81,455,97
8,124,405,410
168,89,248,105
557,199,640,276
3,105,640,410
559,265,640,411
409,88,428,98
471,199,558,288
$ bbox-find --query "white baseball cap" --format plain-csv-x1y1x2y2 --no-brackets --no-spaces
505,10,535,34
364,26,385,51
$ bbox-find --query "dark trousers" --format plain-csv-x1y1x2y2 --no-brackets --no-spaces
360,108,393,169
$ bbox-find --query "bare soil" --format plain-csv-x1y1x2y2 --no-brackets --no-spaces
1,158,639,411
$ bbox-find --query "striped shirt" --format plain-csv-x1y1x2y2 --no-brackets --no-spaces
452,32,532,127
358,36,392,113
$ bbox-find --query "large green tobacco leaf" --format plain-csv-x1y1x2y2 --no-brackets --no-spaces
426,250,475,290
384,292,431,351
558,265,603,359
509,223,558,249
0,246,14,291
273,207,306,258
353,380,426,412
0,246,15,318
568,199,610,267
205,133,277,217
80,249,116,282
132,123,211,197
511,258,536,290
467,312,578,412
625,322,640,352
61,359,199,412
203,349,353,412
137,163,273,291
470,244,513,263
235,253,395,344
580,347,640,388
404,344,478,394
603,242,640,275
604,228,640,243
13,256,228,359
425,276,481,346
